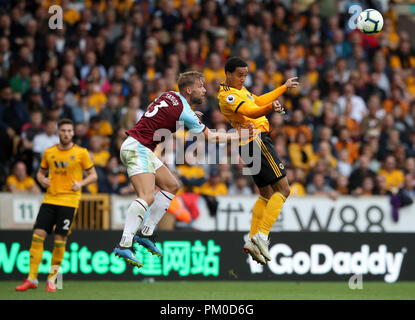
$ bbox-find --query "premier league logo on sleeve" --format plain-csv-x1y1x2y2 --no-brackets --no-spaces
226,95,235,103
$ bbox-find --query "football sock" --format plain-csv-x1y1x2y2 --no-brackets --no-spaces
141,190,175,236
28,233,45,281
249,195,269,238
258,192,286,237
119,198,148,247
48,240,66,281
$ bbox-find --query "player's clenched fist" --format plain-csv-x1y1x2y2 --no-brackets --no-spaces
284,77,299,88
39,177,51,189
272,100,285,114
71,180,82,192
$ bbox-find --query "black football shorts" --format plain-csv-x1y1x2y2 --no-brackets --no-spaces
239,132,287,188
34,203,77,236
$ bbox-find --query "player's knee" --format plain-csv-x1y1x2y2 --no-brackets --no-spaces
282,186,290,199
138,193,155,207
168,180,180,195
278,181,290,199
54,234,67,242
159,179,180,195
272,179,290,199
34,229,47,239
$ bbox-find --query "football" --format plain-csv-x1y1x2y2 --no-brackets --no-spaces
356,9,384,34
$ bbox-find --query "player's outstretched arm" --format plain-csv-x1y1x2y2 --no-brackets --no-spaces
203,123,255,144
253,77,299,107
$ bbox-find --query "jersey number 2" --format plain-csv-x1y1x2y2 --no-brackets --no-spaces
145,100,169,118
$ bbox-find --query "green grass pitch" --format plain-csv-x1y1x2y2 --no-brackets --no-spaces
1,281,415,300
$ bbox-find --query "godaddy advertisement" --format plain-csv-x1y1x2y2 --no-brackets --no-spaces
0,231,414,281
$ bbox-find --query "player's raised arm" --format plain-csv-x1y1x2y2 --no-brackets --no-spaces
253,77,299,107
202,123,255,144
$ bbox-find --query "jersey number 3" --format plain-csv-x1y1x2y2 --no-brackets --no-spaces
145,100,169,118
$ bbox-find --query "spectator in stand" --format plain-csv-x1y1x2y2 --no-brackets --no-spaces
88,115,113,147
89,134,110,169
360,94,384,137
47,91,73,121
348,155,377,195
73,122,90,149
378,154,404,193
99,92,122,129
98,167,131,195
335,126,360,164
289,168,307,196
335,174,349,195
337,82,367,124
383,85,409,117
61,63,80,95
32,117,59,169
5,161,40,193
20,108,44,153
379,127,402,161
401,173,415,198
198,168,228,216
337,149,353,178
357,176,376,196
176,159,207,194
203,53,226,84
288,130,314,171
284,109,312,143
306,172,338,200
9,61,31,95
228,174,253,196
389,39,415,71
313,125,337,158
72,91,97,124
309,141,337,172
0,79,29,160
405,157,415,181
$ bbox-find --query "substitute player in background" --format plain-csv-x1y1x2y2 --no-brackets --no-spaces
114,71,253,267
15,118,97,292
218,57,299,265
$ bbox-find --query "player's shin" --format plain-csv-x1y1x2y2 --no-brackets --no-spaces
141,190,174,236
258,192,286,237
249,196,268,238
48,239,66,282
28,233,45,282
252,192,286,261
119,198,148,247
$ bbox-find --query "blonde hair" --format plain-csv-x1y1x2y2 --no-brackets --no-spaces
177,71,205,93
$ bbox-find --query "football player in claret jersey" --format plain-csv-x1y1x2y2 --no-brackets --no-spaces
15,118,97,292
218,57,299,265
114,71,254,267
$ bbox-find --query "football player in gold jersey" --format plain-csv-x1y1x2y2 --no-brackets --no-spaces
15,118,97,292
218,57,299,264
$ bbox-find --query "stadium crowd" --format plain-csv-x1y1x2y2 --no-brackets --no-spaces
1,0,415,222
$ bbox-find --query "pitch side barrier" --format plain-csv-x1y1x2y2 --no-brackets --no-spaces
0,231,414,282
1,193,414,233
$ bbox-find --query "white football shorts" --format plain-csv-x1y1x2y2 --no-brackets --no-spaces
120,136,163,177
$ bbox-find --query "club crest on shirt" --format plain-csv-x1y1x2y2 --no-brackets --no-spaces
226,94,235,103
